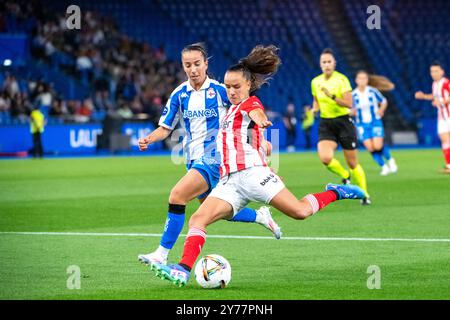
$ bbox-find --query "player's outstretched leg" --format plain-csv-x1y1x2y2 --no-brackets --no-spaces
150,184,365,287
270,184,365,222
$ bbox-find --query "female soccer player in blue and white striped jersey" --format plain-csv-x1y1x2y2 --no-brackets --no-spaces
352,71,397,175
137,43,281,266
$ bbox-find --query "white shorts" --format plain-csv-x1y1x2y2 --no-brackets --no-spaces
208,166,286,215
438,118,450,135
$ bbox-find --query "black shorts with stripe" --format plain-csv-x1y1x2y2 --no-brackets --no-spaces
318,115,358,150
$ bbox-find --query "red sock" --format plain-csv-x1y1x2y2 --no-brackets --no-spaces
304,190,338,214
180,227,206,270
443,148,450,166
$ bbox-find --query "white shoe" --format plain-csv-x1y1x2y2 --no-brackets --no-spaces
256,206,282,239
388,158,398,173
138,251,167,265
380,164,391,176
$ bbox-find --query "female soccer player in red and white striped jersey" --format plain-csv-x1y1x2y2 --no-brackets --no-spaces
415,61,450,173
149,45,366,287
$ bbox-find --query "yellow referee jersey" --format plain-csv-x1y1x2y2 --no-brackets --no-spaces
311,71,352,119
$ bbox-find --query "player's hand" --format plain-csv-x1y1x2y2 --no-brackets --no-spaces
263,140,272,157
415,91,425,100
378,109,385,118
138,137,151,151
320,87,332,98
259,119,273,129
431,99,440,107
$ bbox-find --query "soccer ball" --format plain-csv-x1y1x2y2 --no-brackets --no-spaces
194,254,232,289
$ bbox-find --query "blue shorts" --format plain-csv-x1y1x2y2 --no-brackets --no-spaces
357,123,384,142
186,156,221,199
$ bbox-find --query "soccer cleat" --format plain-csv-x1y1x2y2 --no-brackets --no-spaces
325,183,366,200
380,164,391,176
138,252,167,266
256,206,282,239
150,263,190,287
361,197,372,205
388,158,398,173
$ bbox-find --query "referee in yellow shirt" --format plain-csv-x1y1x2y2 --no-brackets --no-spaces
311,48,370,205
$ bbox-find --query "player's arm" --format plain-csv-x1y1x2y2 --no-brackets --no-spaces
249,109,272,156
312,96,320,115
414,91,434,101
138,126,172,151
260,134,272,157
320,87,352,108
378,99,388,117
335,91,353,108
443,82,450,105
249,108,273,129
415,91,441,108
139,89,180,151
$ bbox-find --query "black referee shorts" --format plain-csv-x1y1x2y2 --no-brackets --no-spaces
318,115,358,150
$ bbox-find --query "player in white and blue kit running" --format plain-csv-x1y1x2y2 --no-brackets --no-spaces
352,71,397,176
137,43,281,266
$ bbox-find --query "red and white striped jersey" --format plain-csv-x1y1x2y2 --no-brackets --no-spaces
432,77,450,120
218,96,268,177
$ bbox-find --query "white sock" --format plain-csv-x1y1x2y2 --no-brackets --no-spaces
155,245,170,259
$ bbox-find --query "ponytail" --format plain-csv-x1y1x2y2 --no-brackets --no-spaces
357,70,395,92
227,45,281,94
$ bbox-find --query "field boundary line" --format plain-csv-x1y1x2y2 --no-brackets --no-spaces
0,231,450,243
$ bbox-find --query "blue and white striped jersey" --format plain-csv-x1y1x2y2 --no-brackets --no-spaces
158,77,229,162
352,86,386,125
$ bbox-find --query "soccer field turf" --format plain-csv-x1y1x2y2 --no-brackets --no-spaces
0,149,449,300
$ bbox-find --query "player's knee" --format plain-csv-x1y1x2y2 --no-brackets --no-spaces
320,155,333,166
292,207,308,220
188,211,207,229
169,187,188,204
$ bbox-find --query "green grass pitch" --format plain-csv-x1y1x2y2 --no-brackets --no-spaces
0,149,449,300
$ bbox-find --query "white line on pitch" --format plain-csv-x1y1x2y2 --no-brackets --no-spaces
0,231,449,243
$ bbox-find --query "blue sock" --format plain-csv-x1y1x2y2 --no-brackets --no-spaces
230,207,257,222
371,151,385,167
160,204,185,250
381,146,392,160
